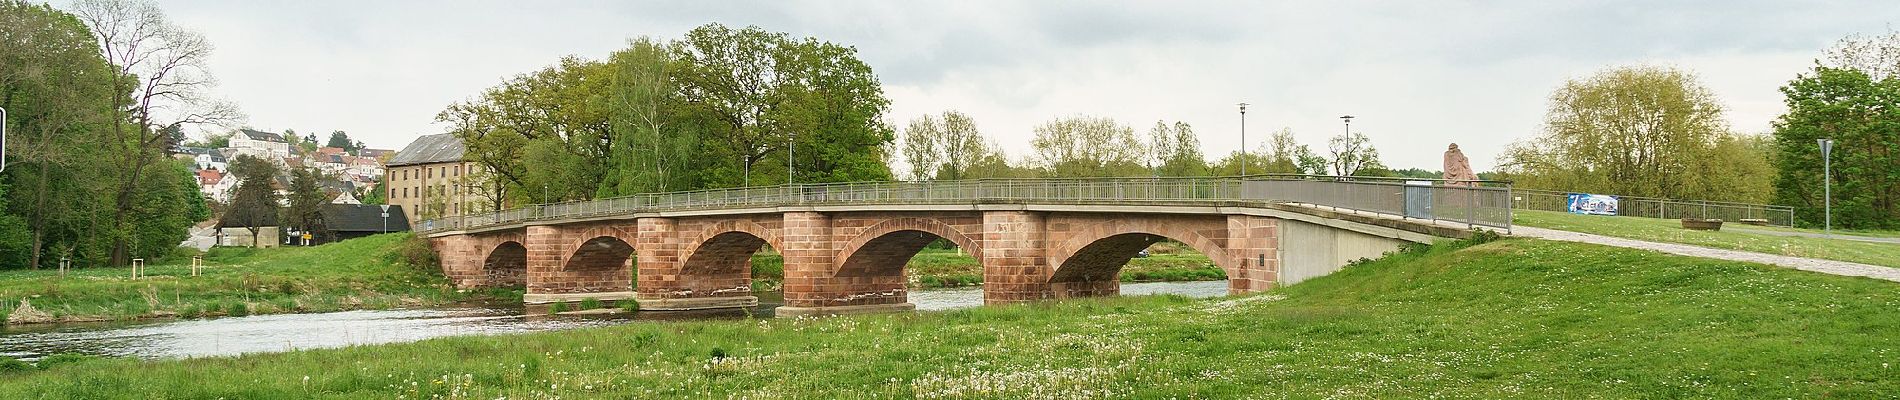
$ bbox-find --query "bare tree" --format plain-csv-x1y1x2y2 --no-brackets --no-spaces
1327,131,1381,177
74,0,241,263
1823,28,1900,81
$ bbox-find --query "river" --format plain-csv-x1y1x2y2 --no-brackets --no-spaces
0,281,1228,361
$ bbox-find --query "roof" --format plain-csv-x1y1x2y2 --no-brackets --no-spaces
388,134,465,166
322,204,410,232
196,169,222,185
238,129,287,143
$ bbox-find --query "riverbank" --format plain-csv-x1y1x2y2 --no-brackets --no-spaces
0,234,510,325
4,237,1893,397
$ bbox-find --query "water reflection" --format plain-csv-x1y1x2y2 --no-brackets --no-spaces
0,280,1229,360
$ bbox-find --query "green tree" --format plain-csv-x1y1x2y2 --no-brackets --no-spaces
75,0,239,264
1,0,125,268
361,177,387,206
1499,65,1768,202
325,130,357,151
1150,121,1207,177
1771,67,1899,228
221,155,280,246
282,168,327,244
903,111,993,181
1327,131,1382,177
1032,116,1147,177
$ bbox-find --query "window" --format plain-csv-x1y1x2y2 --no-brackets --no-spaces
390,188,396,199
427,168,433,178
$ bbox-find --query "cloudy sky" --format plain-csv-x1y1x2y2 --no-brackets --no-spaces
138,0,1898,172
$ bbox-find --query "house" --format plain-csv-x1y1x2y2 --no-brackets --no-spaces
358,148,395,159
230,129,291,160
195,151,228,172
196,169,235,202
387,134,481,225
331,191,361,205
315,204,409,244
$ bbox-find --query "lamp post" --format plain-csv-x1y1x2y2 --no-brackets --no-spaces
1,106,8,173
1237,102,1249,177
1818,138,1833,236
788,133,795,184
1339,115,1354,137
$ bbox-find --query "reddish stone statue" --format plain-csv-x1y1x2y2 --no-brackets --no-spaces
1443,143,1478,186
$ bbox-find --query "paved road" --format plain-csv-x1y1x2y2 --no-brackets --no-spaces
1513,226,1900,283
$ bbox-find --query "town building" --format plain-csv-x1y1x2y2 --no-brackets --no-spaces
230,129,291,160
386,133,481,227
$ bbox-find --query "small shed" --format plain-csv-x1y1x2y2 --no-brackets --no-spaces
320,204,410,243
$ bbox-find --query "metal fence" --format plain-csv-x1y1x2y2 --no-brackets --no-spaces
417,176,1514,234
1511,188,1795,227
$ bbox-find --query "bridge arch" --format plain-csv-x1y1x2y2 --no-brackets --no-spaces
482,241,527,287
567,236,634,271
834,217,983,278
1046,221,1235,298
669,220,782,298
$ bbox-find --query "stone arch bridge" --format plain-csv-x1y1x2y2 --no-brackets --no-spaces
422,178,1510,316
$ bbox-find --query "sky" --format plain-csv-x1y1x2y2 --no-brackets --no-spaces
132,0,1900,172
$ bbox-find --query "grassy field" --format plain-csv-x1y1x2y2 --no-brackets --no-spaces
1514,209,1900,267
4,237,1894,398
750,246,1224,289
0,234,508,325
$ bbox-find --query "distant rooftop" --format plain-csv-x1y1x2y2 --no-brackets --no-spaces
238,129,286,143
388,134,465,166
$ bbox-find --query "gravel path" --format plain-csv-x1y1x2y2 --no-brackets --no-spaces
1725,226,1900,244
1513,226,1900,283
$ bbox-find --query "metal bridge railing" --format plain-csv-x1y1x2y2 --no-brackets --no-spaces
1511,188,1795,227
415,176,1513,234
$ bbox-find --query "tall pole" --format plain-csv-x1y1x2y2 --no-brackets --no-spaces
788,133,795,184
1819,138,1833,236
1339,115,1355,177
1237,103,1248,177
1,106,8,173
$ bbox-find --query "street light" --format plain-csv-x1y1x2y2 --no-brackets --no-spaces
1,106,8,173
1339,115,1355,136
1818,138,1833,236
1237,102,1249,177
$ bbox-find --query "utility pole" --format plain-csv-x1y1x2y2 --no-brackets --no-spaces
1818,138,1833,236
1237,103,1248,177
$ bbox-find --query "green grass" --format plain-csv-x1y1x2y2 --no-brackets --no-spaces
1515,209,1900,267
4,237,1894,397
750,246,1224,289
0,233,511,325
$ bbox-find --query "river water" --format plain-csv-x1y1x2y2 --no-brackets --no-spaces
0,281,1228,361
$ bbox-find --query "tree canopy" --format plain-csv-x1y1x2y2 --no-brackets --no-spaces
1499,65,1772,203
441,24,895,207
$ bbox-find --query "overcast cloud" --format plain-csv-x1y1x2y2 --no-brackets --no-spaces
134,0,1900,172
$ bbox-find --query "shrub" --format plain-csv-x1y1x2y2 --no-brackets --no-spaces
623,300,641,313
579,298,601,310
0,357,30,374
390,234,440,271
34,354,97,370
547,302,567,315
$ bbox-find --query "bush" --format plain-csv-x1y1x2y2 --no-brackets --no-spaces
391,234,440,271
547,302,567,315
579,298,601,310
34,353,97,370
0,357,30,374
623,300,641,313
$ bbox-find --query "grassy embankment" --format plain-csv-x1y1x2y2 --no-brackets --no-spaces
4,236,1896,398
746,243,1224,291
1514,209,1900,267
0,234,510,325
